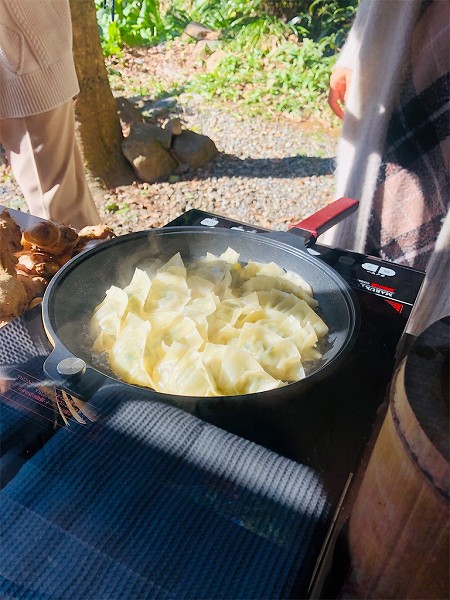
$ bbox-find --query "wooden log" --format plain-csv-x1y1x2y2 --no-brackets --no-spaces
347,318,449,599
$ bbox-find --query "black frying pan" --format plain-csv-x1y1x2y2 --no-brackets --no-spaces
42,198,360,402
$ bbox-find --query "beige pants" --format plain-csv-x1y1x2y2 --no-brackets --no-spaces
0,100,100,230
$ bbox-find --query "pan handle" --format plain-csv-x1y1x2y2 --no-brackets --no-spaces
44,347,106,400
288,197,359,245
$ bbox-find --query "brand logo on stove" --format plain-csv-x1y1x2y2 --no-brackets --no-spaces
357,280,396,298
361,263,396,277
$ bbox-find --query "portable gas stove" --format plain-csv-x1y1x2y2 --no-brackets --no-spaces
166,209,425,505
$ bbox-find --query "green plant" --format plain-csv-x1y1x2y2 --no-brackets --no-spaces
97,0,358,119
180,0,264,30
96,0,169,55
290,0,358,48
184,32,336,119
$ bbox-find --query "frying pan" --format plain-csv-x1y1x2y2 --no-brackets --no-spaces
42,198,360,402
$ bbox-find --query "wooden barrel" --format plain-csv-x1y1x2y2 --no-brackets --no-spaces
347,318,449,599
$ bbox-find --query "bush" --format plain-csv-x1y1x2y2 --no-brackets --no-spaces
96,0,358,119
96,0,169,54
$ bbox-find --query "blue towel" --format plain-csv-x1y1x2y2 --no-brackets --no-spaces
1,385,330,599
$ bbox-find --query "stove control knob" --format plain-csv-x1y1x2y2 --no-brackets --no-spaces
57,357,87,378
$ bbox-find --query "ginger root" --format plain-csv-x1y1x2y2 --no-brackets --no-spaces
77,224,116,242
0,212,116,323
16,272,47,298
0,209,22,275
0,209,31,322
74,224,116,252
16,250,61,278
0,270,29,321
21,221,79,255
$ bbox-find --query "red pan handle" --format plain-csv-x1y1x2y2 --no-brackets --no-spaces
288,197,359,244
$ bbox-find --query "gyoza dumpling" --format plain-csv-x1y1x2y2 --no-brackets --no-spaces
236,291,261,316
186,274,216,299
208,298,243,326
207,298,246,343
153,342,217,396
240,275,318,307
183,301,217,343
236,322,305,381
210,323,240,345
143,253,190,313
188,258,234,296
253,290,327,338
92,331,115,353
272,295,328,337
281,268,313,297
240,309,319,359
161,315,204,350
219,248,240,263
91,286,128,337
184,275,219,339
202,344,282,395
145,270,190,312
240,259,314,297
295,321,323,361
238,370,286,394
158,252,186,277
240,260,286,281
255,289,291,309
143,314,204,373
109,313,154,388
203,247,240,265
123,268,151,316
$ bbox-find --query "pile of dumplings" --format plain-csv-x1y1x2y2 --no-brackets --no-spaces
90,248,328,397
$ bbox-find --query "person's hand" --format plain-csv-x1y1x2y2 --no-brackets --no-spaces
328,68,352,120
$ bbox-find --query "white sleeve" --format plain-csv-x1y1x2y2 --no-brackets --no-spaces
333,0,377,70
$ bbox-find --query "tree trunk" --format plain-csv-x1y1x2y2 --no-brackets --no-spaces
69,0,134,187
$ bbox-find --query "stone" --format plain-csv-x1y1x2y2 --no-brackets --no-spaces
192,39,221,61
164,118,183,137
126,122,172,149
116,97,146,128
205,50,228,73
122,124,177,183
181,22,218,41
171,130,219,169
143,97,177,122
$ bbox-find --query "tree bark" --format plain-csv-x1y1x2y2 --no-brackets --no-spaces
69,0,134,187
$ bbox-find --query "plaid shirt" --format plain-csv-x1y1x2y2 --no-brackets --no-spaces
366,0,449,270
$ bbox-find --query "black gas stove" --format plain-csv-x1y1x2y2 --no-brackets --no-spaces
166,209,425,505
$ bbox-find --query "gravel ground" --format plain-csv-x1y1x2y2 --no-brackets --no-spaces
0,44,339,234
